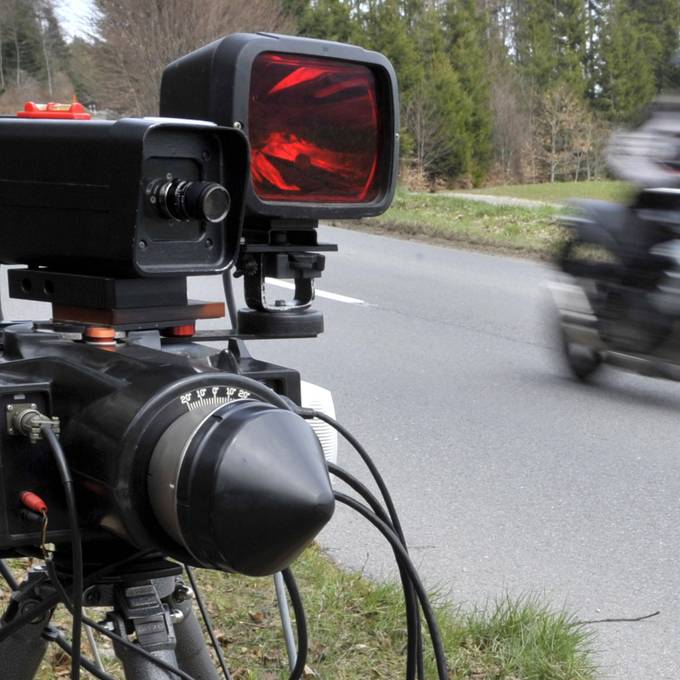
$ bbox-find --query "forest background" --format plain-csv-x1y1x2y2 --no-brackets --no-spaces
0,0,678,188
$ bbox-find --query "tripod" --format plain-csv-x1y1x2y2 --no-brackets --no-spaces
0,557,229,680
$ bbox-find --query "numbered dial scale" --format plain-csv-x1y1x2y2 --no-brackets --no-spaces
178,384,254,411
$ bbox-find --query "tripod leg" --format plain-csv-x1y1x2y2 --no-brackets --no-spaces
0,588,53,680
109,579,182,680
274,571,297,672
110,611,180,680
172,595,220,680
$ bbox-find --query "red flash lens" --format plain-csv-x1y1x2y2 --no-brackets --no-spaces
249,53,380,204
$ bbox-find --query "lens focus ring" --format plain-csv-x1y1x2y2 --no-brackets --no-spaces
148,178,230,223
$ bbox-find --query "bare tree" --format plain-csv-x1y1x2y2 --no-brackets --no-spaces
92,0,294,116
489,67,531,183
405,94,461,181
536,84,583,182
35,1,53,96
0,0,6,91
12,4,19,88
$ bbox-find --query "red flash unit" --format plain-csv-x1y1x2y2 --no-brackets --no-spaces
249,53,380,204
160,33,399,223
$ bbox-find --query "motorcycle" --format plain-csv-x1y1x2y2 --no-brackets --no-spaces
550,97,680,382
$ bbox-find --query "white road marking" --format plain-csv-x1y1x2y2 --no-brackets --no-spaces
264,278,366,305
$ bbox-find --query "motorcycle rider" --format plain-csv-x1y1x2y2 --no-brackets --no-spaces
600,96,680,274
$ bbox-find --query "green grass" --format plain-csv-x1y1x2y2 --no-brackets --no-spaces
343,190,567,258
19,545,595,679
342,183,636,258
464,180,633,204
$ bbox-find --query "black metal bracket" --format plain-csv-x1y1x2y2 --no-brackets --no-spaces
233,226,336,337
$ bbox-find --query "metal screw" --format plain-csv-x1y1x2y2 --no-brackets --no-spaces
170,609,184,625
173,584,194,603
20,601,47,624
99,619,115,632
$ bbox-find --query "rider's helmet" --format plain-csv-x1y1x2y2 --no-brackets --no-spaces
607,51,680,187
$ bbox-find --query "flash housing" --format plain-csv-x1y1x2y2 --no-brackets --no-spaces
160,32,399,224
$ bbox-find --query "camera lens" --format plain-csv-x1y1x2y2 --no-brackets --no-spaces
148,178,231,223
185,181,231,223
147,399,334,576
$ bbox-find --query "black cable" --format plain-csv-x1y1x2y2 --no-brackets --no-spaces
328,463,423,680
307,411,424,678
304,411,406,543
46,560,198,680
0,265,5,322
222,269,238,329
333,492,449,680
281,568,308,680
0,549,152,642
328,463,392,525
184,565,233,680
43,425,83,680
0,559,18,591
186,563,308,680
42,625,117,680
83,615,198,680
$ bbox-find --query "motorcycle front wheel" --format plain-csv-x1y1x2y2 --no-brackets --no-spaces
560,333,602,381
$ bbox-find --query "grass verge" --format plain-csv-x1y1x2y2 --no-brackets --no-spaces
21,545,595,679
335,182,638,259
338,191,567,259
463,180,633,204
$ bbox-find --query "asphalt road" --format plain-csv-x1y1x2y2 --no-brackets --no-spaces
4,225,678,678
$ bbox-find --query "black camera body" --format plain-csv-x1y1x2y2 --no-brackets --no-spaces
0,32,399,578
0,324,331,576
0,118,248,276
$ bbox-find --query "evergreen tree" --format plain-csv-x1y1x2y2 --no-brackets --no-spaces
356,0,422,98
599,6,658,122
555,0,588,95
268,0,680,183
583,0,607,101
294,0,354,42
443,0,493,182
515,0,587,95
0,0,67,93
404,5,475,180
67,36,99,106
622,0,680,89
514,0,560,92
